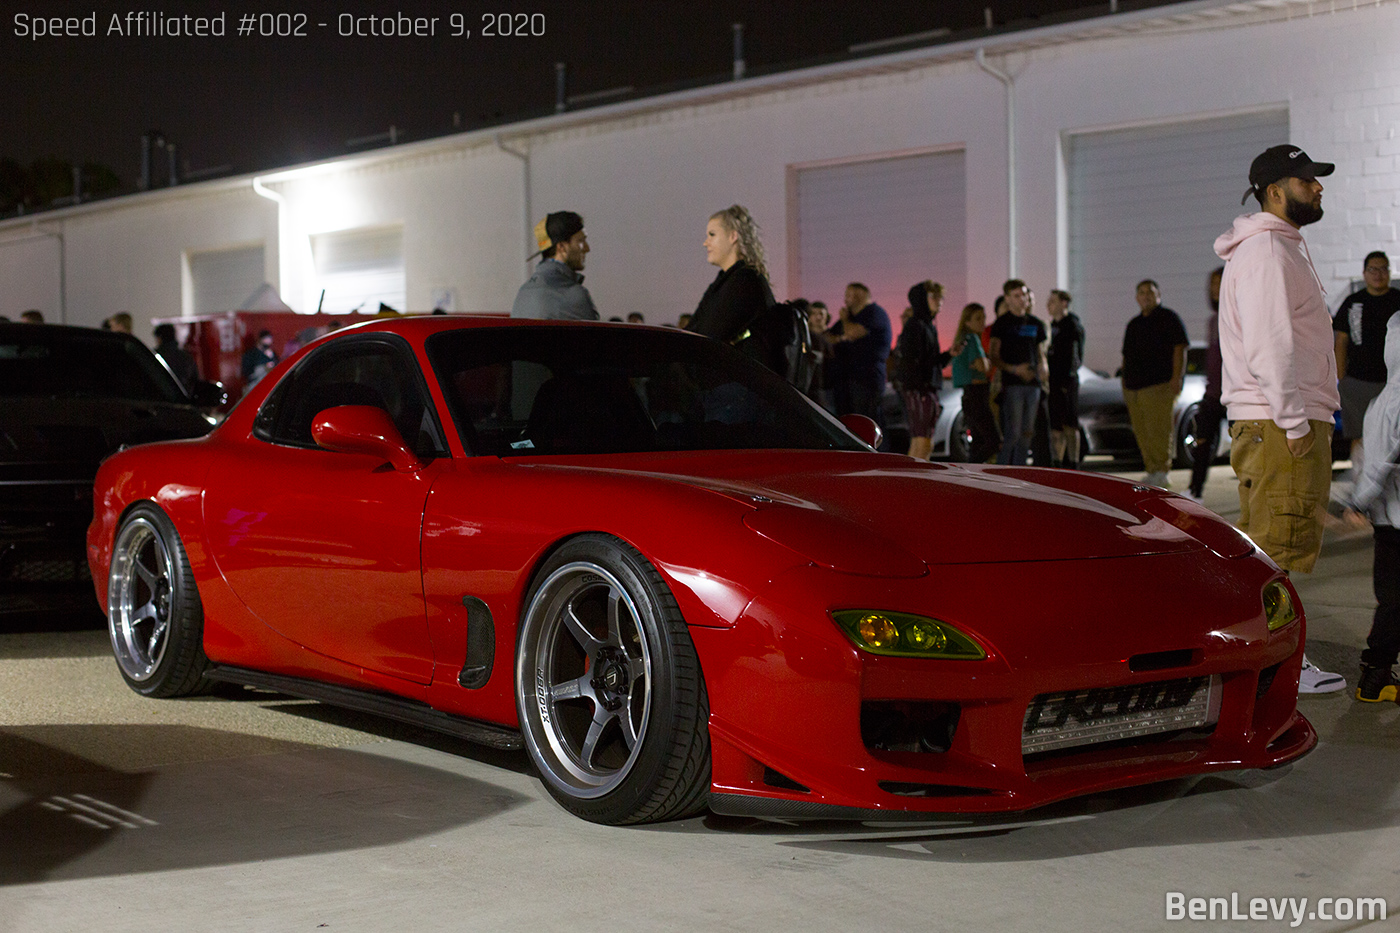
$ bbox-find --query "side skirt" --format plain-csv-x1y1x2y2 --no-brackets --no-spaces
205,665,524,751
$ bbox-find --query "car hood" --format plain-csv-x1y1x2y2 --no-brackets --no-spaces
0,396,212,478
522,450,1248,575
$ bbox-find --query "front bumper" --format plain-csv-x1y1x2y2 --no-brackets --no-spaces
692,551,1311,819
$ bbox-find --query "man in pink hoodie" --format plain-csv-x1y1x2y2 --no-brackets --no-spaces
1215,144,1344,693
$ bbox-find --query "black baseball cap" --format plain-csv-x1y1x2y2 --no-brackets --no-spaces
531,211,584,258
1241,145,1335,205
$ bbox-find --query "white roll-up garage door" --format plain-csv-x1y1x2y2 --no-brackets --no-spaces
1066,110,1288,369
0,235,62,320
311,225,406,314
188,244,266,317
792,149,966,343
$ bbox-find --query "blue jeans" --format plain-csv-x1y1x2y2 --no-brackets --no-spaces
998,385,1041,465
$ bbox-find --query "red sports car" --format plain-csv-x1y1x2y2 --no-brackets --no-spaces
88,316,1314,825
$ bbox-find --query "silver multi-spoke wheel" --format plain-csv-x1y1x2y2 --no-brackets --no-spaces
516,536,709,824
110,516,174,681
1175,403,1201,468
524,562,652,793
107,504,209,697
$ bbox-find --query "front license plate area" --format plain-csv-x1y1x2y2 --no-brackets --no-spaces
1022,675,1219,755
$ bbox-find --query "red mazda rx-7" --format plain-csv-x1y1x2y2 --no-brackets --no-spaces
88,316,1314,825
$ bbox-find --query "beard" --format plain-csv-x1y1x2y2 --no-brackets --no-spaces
1284,190,1324,227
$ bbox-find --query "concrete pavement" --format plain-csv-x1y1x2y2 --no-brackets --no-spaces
1,464,1396,932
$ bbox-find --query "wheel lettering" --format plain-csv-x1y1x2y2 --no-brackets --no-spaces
535,666,551,724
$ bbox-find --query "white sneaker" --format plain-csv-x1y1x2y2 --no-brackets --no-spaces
1183,491,1204,504
1143,471,1169,489
1298,656,1346,694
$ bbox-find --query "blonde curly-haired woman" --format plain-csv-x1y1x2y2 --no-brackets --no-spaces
687,204,775,346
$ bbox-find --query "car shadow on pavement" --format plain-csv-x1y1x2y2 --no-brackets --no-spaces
0,724,530,885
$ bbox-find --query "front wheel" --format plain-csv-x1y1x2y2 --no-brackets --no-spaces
516,535,710,824
107,503,210,697
1174,403,1201,469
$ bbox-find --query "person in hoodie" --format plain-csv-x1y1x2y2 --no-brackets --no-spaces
511,211,599,321
1215,144,1344,694
896,281,967,460
1341,315,1400,704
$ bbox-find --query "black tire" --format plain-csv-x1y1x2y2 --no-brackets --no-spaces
947,411,970,462
516,535,710,825
1174,403,1200,469
107,503,210,697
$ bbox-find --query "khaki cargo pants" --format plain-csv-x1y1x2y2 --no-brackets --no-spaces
1123,381,1177,475
1229,418,1334,573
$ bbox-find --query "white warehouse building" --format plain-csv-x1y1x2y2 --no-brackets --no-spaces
2,0,1398,372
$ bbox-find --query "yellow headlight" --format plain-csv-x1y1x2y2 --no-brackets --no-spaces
832,610,985,659
903,618,947,652
1263,580,1298,632
857,614,900,648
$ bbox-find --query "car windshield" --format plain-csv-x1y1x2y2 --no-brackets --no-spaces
426,326,863,456
0,326,188,403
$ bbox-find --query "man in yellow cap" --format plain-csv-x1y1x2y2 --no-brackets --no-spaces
511,211,599,320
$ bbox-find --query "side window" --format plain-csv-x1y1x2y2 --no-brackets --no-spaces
446,359,552,455
253,339,446,458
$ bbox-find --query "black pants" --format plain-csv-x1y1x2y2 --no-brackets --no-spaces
1362,525,1400,669
1188,396,1226,496
961,382,1000,463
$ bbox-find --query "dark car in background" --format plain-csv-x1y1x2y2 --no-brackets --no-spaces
0,323,221,598
928,346,1229,467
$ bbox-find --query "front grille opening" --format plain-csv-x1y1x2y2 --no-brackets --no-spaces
1129,649,1195,672
1256,662,1281,699
1023,725,1217,769
861,701,960,754
762,767,809,793
878,781,999,798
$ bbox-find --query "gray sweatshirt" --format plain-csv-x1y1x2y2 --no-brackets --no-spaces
510,259,599,321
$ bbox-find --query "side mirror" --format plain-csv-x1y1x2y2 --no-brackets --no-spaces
839,413,883,449
191,380,228,408
311,405,422,472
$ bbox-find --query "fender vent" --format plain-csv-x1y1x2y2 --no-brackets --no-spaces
458,596,496,689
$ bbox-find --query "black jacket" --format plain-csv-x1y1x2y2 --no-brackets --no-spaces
894,316,952,392
687,261,775,344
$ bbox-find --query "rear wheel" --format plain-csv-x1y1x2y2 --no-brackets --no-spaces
107,504,209,697
516,535,710,824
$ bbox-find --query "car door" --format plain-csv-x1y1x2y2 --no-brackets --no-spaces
203,335,448,684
